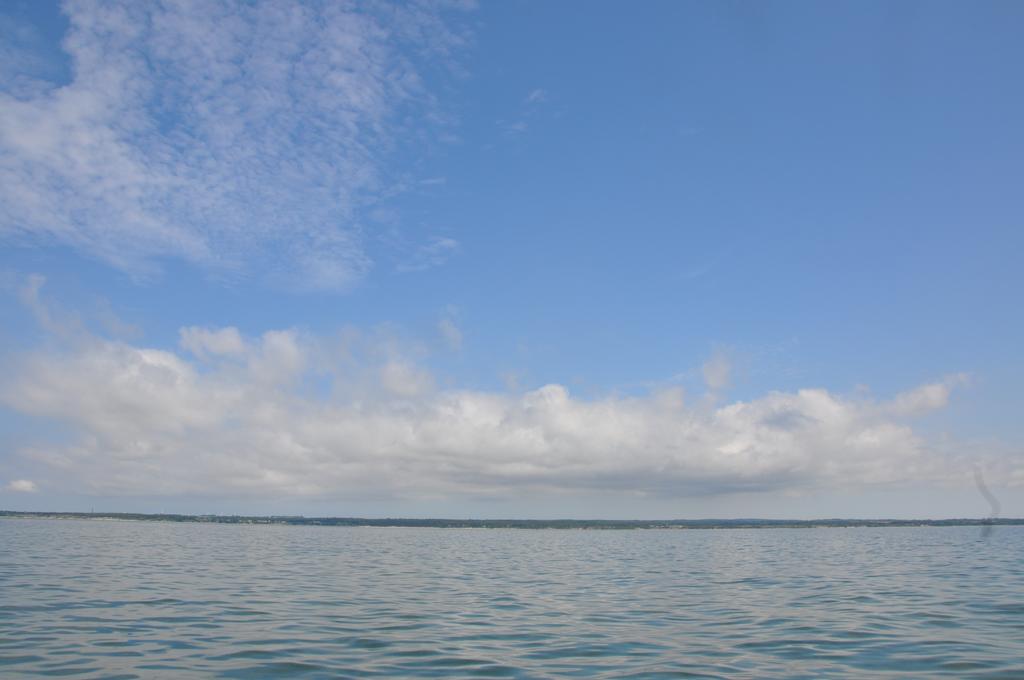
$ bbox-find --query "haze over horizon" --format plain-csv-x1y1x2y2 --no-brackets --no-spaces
2,0,1022,520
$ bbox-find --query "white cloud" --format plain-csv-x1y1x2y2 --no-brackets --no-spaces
5,479,38,493
702,349,731,392
180,326,246,359
380,360,434,397
1,321,1011,502
495,87,549,137
0,1,469,288
525,88,547,105
19,273,68,336
498,119,528,135
885,374,969,417
396,236,460,273
0,14,65,99
438,316,463,351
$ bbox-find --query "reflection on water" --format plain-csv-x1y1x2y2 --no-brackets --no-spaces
2,520,1023,678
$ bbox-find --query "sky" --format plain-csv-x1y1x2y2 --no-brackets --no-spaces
1,0,1022,519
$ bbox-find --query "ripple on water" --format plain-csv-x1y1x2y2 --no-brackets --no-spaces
2,521,1024,678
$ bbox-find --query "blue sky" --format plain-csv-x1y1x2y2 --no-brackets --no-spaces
1,0,1022,518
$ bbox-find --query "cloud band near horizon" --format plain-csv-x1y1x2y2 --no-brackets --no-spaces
2,289,1012,502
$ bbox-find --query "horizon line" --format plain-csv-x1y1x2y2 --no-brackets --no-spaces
2,510,1020,529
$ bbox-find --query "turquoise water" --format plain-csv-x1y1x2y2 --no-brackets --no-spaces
1,520,1022,678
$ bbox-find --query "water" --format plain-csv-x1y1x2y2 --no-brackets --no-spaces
2,520,1023,678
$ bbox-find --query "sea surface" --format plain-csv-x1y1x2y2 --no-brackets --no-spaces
1,520,1022,678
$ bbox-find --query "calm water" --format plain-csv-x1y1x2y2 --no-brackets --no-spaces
1,520,1022,678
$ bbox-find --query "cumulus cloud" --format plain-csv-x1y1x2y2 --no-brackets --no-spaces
380,360,434,397
884,374,969,417
179,326,246,359
5,479,38,493
0,318,1009,502
0,1,469,288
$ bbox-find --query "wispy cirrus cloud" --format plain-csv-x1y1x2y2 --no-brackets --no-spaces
496,87,550,136
396,236,460,272
524,88,547,105
0,0,470,289
436,305,463,351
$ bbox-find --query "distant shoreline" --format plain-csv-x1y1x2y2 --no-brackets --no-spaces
1,510,1020,530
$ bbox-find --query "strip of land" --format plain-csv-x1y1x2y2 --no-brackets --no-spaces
1,510,1019,529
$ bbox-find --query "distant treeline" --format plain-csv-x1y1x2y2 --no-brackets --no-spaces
1,511,1020,530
